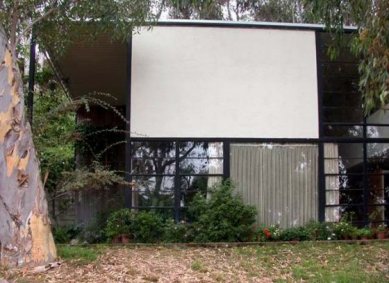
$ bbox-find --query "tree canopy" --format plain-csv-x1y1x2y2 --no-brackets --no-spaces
1,0,387,113
0,0,157,56
306,0,388,113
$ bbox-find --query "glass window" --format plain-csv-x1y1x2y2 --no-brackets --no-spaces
367,143,389,158
131,158,176,175
323,125,363,138
131,176,175,207
131,141,176,158
367,126,389,138
129,140,224,215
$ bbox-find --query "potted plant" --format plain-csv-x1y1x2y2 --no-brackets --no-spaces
357,228,372,240
334,221,354,240
350,227,360,240
376,224,387,240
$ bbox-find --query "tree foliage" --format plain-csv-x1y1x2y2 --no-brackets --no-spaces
306,0,389,113
250,0,308,23
164,0,310,22
0,0,158,57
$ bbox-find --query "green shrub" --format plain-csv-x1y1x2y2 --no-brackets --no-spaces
255,224,282,241
333,221,357,239
356,228,372,238
131,211,164,243
267,225,282,241
105,208,134,241
255,225,268,242
187,181,257,242
304,221,335,241
74,212,110,244
105,209,164,243
279,226,309,241
163,219,193,243
53,227,71,244
53,225,82,244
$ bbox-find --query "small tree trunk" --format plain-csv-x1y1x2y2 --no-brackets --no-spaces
0,30,56,267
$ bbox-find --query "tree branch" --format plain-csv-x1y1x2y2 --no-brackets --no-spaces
9,0,19,55
226,0,233,21
156,0,166,19
16,0,80,45
177,143,197,163
17,6,58,43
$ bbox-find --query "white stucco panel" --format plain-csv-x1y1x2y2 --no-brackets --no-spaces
131,26,318,138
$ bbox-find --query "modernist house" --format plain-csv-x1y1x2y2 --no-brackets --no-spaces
48,20,389,228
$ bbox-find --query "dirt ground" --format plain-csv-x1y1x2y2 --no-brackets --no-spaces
4,246,275,283
2,242,389,283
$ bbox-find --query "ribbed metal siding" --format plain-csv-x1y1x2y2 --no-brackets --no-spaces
74,187,125,226
231,144,318,228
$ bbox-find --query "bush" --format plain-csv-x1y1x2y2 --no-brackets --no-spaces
53,227,71,244
333,221,357,239
356,228,372,239
187,181,257,242
131,211,164,243
304,221,334,241
163,219,193,243
78,213,110,244
53,225,82,244
105,209,134,241
105,209,164,243
255,224,282,241
279,226,309,241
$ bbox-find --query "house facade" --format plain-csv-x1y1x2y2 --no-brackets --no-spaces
52,20,389,228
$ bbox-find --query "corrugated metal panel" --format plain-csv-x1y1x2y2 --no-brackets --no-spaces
231,144,318,228
75,186,125,227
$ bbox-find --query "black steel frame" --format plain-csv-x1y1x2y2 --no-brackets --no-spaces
125,35,132,208
316,30,389,226
123,28,389,225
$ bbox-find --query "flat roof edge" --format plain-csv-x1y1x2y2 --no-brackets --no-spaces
153,19,357,32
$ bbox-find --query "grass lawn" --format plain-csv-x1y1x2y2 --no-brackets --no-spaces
1,241,389,282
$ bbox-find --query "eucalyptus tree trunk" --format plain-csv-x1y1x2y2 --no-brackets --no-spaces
0,29,56,267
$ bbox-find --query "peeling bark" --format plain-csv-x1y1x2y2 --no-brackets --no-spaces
0,29,56,267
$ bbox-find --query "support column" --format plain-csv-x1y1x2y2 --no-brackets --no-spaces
363,117,369,226
223,141,230,180
125,36,132,208
174,142,180,222
315,31,325,222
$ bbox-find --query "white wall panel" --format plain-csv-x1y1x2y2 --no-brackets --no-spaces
131,26,318,138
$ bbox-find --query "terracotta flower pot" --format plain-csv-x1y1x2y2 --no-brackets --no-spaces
112,234,131,244
121,235,130,244
377,231,386,240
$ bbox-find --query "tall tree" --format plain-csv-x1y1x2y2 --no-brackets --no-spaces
306,0,389,113
0,0,156,267
166,0,225,19
251,0,307,23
